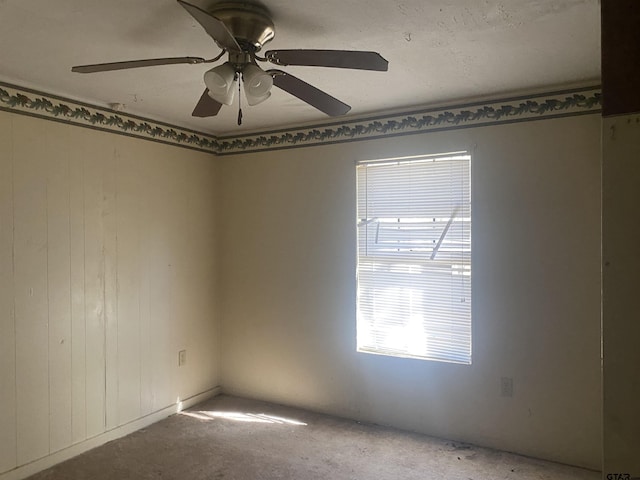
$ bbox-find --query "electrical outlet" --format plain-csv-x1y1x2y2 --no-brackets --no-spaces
500,377,513,397
178,350,187,367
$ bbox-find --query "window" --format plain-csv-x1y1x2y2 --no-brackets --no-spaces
356,152,472,364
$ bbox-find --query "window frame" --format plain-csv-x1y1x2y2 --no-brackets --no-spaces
355,151,473,365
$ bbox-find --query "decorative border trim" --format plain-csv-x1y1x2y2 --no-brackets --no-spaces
217,86,601,155
0,81,219,154
0,81,600,156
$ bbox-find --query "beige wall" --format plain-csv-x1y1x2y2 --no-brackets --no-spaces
0,111,220,475
218,114,602,469
602,113,640,475
0,107,603,474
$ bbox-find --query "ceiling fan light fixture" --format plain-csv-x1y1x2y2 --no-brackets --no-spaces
71,1,389,121
243,64,273,101
204,62,237,105
245,90,271,106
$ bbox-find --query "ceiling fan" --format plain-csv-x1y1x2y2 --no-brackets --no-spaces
72,0,389,124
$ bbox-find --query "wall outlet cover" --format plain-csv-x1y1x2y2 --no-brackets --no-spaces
501,377,513,397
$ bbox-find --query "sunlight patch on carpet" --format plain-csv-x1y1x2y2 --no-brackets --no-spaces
181,410,307,425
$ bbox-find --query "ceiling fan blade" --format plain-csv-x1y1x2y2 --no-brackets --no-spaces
192,89,223,117
265,50,388,71
72,57,206,73
177,0,242,53
269,70,351,117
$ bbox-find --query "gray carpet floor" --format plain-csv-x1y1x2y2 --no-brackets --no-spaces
28,395,600,480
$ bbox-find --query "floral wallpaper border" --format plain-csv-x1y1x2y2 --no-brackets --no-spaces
217,86,601,155
1,81,600,156
0,81,219,154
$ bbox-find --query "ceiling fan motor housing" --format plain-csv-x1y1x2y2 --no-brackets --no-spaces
208,2,275,51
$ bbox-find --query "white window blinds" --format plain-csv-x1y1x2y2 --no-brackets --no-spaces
356,152,472,364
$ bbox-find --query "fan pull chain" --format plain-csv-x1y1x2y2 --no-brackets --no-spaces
237,76,243,126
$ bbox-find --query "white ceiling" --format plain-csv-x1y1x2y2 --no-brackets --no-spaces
0,0,600,136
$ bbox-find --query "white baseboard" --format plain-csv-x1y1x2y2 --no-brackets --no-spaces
0,386,221,480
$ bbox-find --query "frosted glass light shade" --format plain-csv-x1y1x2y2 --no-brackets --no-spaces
245,90,271,106
204,63,236,105
243,64,273,105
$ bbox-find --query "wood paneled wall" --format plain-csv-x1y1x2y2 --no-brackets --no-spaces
0,111,220,474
